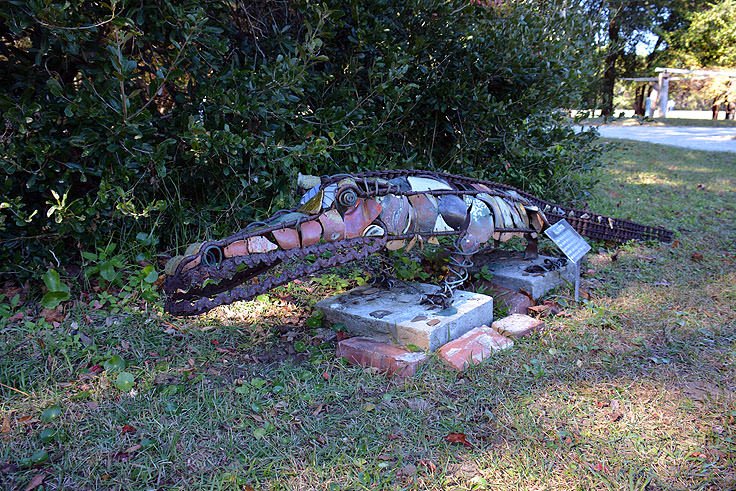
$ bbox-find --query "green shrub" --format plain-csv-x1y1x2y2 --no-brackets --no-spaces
0,0,599,279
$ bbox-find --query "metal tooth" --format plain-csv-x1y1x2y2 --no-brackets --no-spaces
409,194,438,234
493,196,514,229
437,195,467,230
344,198,383,239
387,177,411,193
362,225,385,237
223,240,249,257
318,209,345,242
247,236,278,254
407,176,452,192
597,216,603,223
378,194,410,235
321,184,338,208
515,202,530,228
299,189,324,214
403,205,416,234
299,220,322,247
504,198,523,229
299,185,321,206
467,199,493,244
272,228,300,250
434,214,454,233
580,213,590,219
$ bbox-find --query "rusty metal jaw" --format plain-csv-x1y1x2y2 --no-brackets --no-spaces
164,236,387,316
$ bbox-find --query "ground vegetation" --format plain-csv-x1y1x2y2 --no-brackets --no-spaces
1,140,734,489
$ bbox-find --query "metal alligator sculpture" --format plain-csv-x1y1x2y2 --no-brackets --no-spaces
163,170,673,316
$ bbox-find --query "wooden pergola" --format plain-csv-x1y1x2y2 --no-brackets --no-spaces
620,67,736,118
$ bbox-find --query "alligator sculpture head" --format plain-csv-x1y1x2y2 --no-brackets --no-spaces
163,170,674,316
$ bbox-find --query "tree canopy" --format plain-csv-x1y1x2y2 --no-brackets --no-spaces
664,0,736,67
585,0,734,115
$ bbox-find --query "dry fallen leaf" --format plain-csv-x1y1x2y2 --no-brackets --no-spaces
24,472,47,491
418,459,437,472
444,432,473,448
1,417,10,434
39,307,64,323
528,304,549,315
579,288,594,300
518,289,535,304
691,252,704,261
124,444,142,454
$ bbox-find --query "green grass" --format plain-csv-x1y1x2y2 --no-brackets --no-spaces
582,116,736,128
2,141,736,490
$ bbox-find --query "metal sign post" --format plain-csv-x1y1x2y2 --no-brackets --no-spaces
544,219,591,302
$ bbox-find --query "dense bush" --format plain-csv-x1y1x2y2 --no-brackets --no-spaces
1,0,599,277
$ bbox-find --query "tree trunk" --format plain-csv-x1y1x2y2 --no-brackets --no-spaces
602,18,619,117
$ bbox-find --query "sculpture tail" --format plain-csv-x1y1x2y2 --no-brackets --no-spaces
540,202,674,244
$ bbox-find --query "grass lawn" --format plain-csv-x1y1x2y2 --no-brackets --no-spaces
581,116,736,128
2,140,735,490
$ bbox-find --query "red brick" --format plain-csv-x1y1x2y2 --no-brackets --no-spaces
437,326,513,370
336,337,426,377
485,282,531,315
491,314,544,337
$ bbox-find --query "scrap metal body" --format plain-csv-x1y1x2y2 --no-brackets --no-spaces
163,170,673,316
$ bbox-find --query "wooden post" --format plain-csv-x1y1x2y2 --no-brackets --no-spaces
634,85,644,115
659,71,670,118
649,83,659,118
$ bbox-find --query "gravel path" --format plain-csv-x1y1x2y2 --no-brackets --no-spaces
590,125,736,153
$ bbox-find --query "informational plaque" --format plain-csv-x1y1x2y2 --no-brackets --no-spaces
544,219,591,264
544,219,590,302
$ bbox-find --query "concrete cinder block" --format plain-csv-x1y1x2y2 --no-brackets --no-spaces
317,283,493,351
491,313,544,337
473,251,576,300
437,325,513,370
336,336,426,377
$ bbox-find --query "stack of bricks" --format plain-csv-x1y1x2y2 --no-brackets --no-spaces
335,313,544,374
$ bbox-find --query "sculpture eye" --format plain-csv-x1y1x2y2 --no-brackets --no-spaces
202,244,223,268
337,187,358,208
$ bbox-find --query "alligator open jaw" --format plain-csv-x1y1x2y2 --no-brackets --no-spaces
163,236,386,316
